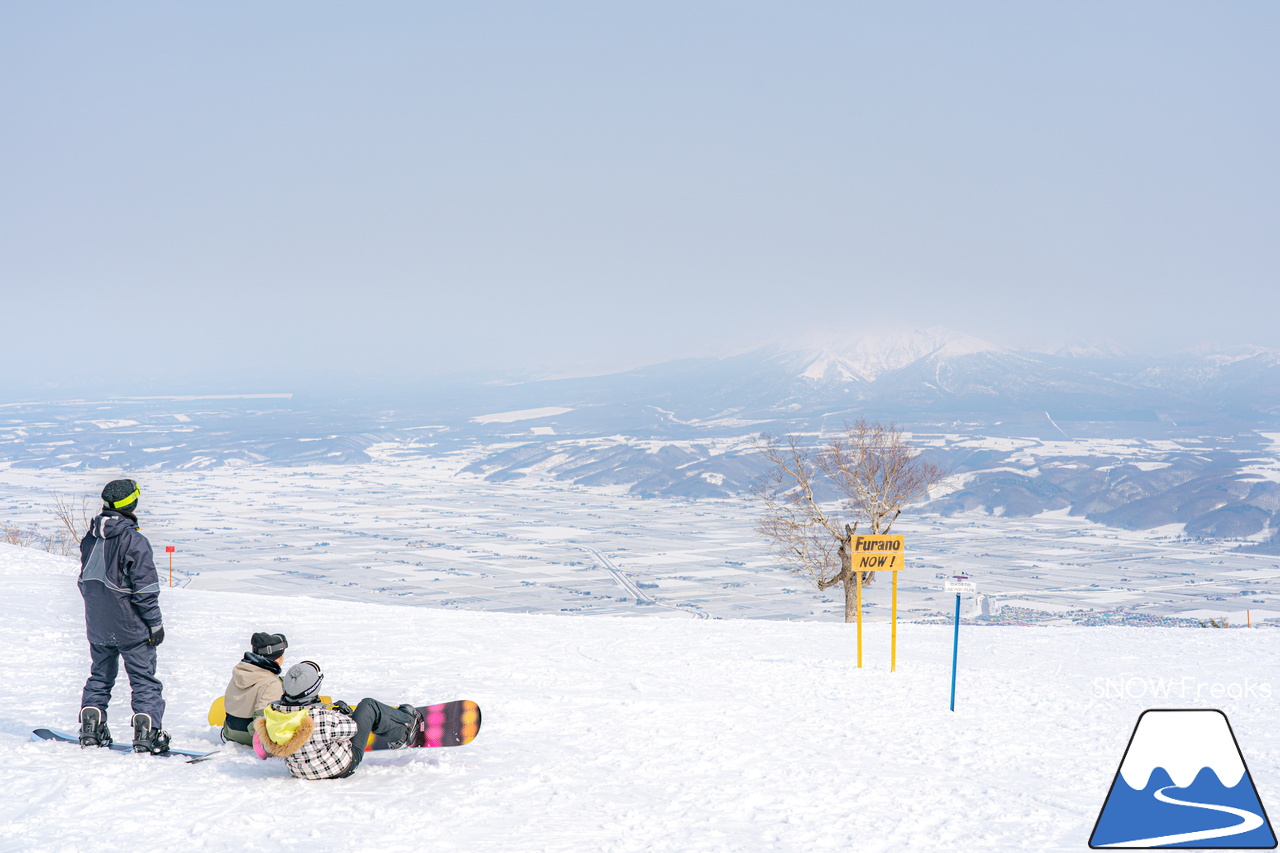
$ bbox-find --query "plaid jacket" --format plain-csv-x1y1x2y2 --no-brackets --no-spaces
254,701,357,780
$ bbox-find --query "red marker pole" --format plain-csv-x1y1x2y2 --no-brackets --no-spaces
165,546,175,587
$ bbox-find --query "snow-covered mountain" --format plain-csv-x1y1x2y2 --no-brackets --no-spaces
1028,339,1132,360
785,327,995,383
8,329,1279,449
744,329,1207,421
668,329,1280,423
792,350,869,384
5,328,1280,523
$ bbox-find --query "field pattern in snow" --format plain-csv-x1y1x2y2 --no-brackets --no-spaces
3,453,1280,625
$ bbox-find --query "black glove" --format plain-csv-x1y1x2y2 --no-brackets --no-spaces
332,700,354,716
147,625,165,647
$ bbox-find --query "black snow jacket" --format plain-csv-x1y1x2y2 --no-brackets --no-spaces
78,511,162,647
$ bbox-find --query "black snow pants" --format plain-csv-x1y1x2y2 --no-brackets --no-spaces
337,698,416,777
80,640,165,726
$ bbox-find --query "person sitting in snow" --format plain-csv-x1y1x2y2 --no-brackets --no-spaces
221,631,288,746
252,660,423,780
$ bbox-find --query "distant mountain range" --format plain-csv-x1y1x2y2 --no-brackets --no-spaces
460,327,1280,428
6,328,1280,549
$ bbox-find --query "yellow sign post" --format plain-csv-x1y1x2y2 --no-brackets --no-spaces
856,568,863,668
850,534,906,671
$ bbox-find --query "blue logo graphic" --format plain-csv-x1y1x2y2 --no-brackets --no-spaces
1090,709,1276,849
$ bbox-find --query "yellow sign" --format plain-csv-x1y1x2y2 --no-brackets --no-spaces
851,535,905,571
851,534,907,672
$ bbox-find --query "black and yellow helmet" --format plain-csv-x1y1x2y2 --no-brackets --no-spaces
101,479,140,512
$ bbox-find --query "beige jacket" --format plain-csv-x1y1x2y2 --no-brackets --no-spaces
224,659,284,720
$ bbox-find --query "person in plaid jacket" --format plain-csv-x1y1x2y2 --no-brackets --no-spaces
252,661,423,780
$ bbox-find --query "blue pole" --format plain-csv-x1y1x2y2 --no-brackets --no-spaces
950,593,960,712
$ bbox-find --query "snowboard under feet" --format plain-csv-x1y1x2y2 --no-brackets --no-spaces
32,728,218,762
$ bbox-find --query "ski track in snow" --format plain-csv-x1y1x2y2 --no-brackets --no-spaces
2,542,1280,852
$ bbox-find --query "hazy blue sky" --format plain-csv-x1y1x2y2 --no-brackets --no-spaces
2,2,1277,394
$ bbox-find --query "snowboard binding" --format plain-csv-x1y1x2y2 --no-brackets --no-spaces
131,713,172,755
387,704,424,749
78,707,111,748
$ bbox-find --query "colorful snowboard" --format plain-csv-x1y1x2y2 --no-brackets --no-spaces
31,728,218,762
207,696,481,748
366,700,481,750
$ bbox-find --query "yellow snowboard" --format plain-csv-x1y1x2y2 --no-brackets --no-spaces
208,695,331,727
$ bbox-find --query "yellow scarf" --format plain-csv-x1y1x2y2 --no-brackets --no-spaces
262,706,309,745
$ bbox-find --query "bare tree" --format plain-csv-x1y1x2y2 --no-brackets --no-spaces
2,525,35,547
754,419,949,622
52,492,95,556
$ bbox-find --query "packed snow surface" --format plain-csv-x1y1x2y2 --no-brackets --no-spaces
3,543,1279,852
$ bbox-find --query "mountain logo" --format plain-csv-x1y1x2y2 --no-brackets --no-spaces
1090,709,1276,849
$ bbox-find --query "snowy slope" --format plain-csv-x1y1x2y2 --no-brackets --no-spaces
3,542,1280,852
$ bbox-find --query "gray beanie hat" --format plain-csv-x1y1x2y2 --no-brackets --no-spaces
281,661,324,702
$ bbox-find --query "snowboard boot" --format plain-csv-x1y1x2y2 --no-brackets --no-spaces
387,704,424,749
131,713,171,755
78,707,111,748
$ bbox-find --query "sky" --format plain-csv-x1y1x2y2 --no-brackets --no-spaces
2,2,1277,395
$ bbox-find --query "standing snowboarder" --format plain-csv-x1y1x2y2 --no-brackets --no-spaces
76,479,170,754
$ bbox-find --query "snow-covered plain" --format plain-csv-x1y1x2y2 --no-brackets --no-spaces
4,449,1280,628
3,543,1280,852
